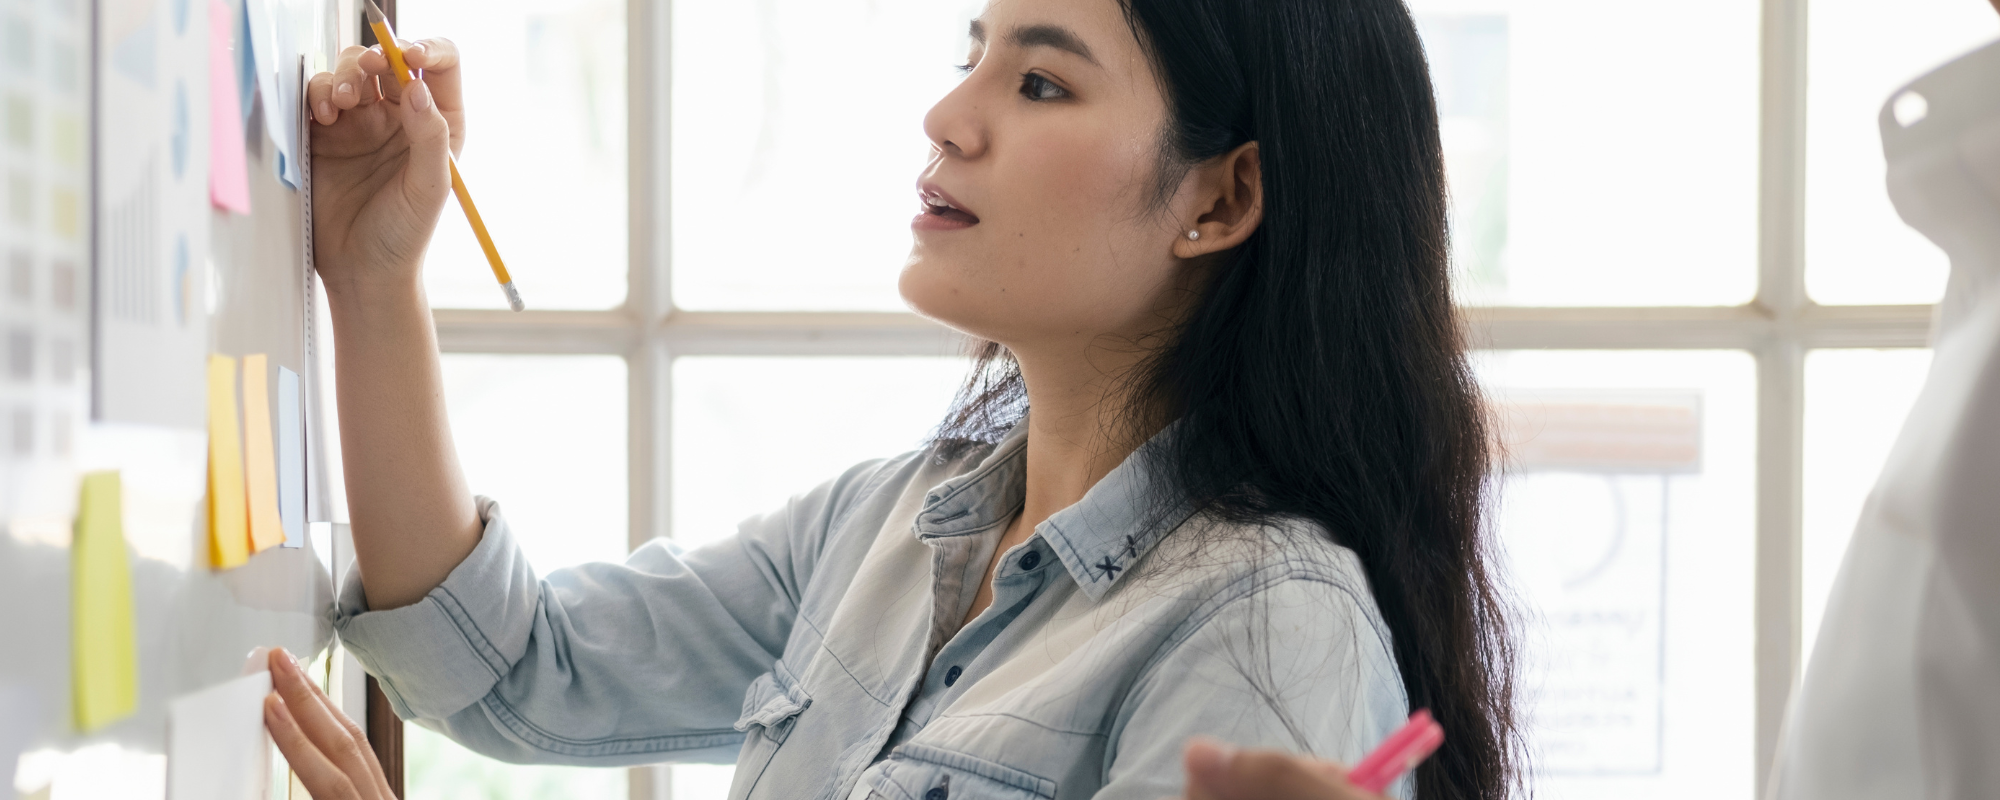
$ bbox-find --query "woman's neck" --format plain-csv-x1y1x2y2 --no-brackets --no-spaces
1004,345,1161,549
954,340,1165,631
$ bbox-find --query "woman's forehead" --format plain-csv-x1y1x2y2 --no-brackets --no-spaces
970,0,1138,56
969,0,1157,82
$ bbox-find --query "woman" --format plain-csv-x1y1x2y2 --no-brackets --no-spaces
282,0,1518,796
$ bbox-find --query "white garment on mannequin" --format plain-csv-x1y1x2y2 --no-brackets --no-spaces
1769,37,2000,800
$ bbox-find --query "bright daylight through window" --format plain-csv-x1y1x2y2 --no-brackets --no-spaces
383,0,1999,798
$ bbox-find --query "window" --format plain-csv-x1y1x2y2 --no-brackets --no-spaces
392,0,1990,798
408,354,630,799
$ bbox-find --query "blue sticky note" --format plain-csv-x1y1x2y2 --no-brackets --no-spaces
276,366,305,547
235,0,255,127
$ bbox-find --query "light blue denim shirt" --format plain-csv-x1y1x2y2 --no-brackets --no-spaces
335,423,1410,799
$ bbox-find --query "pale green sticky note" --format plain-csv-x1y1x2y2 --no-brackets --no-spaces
72,471,138,732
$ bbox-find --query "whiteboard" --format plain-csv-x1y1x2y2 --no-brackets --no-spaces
0,0,359,794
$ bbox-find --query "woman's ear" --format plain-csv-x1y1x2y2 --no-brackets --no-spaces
1175,141,1264,259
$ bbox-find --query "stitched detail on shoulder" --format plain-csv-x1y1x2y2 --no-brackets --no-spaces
480,692,748,758
1126,568,1386,699
431,585,511,681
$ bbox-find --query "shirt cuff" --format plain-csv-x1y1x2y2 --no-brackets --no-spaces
334,497,541,721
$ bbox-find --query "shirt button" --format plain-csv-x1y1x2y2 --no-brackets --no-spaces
1018,550,1041,571
943,665,962,687
925,787,948,800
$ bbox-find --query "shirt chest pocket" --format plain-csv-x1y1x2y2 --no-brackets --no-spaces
859,743,1057,800
732,669,811,795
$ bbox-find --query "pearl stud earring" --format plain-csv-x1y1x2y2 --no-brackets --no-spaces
1187,230,1201,241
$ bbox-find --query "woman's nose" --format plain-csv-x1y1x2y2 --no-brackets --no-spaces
923,77,989,160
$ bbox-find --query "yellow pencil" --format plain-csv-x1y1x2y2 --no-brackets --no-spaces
362,0,523,312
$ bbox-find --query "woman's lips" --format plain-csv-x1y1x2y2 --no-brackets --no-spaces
913,206,978,230
914,184,978,231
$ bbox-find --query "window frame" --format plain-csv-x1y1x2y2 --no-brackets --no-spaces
420,0,1934,796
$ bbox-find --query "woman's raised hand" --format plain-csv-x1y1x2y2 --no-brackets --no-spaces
304,39,465,295
263,648,396,800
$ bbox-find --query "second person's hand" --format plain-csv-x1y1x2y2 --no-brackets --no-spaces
1179,738,1392,800
304,39,465,297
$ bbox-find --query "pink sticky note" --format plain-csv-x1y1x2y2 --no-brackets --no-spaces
208,0,252,214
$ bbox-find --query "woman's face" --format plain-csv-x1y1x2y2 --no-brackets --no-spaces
899,0,1196,357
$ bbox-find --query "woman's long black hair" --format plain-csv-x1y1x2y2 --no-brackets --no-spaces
933,0,1520,797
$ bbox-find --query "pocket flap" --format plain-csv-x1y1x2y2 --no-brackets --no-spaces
864,743,1058,799
734,670,809,734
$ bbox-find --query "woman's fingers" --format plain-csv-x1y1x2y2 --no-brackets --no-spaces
268,650,386,800
331,45,375,110
400,38,463,115
394,78,453,203
265,693,364,800
306,71,338,125
354,44,416,104
271,649,397,796
286,652,399,799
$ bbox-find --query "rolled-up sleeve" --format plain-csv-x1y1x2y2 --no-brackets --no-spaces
335,456,895,766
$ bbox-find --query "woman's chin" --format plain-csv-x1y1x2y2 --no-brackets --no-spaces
897,267,1003,344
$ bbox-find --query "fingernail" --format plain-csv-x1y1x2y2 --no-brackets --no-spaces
286,649,303,669
410,81,430,111
336,82,353,99
317,101,331,121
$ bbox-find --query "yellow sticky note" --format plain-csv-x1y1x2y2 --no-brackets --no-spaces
242,354,285,553
73,471,138,732
208,354,250,569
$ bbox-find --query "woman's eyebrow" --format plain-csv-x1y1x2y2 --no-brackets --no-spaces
967,19,1101,67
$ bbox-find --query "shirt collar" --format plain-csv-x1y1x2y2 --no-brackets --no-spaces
913,419,1195,601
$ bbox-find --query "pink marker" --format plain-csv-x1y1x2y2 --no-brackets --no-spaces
1346,709,1445,794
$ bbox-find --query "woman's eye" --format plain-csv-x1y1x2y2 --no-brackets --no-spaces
954,62,974,76
1019,73,1066,101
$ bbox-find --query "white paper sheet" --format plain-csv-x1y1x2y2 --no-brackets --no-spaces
277,366,305,547
166,671,274,800
95,0,213,429
0,683,42,795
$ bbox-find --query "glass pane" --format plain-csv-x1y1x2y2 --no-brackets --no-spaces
669,355,967,798
406,354,630,800
670,764,736,800
1805,2,1998,306
672,356,968,549
668,0,992,311
1801,349,1931,660
1412,0,1760,306
1478,350,1755,798
402,0,628,310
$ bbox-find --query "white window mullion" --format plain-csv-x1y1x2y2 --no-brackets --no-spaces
1754,0,1811,792
631,0,674,795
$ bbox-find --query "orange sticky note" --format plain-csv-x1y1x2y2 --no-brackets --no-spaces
73,471,138,731
242,355,285,553
208,355,251,569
